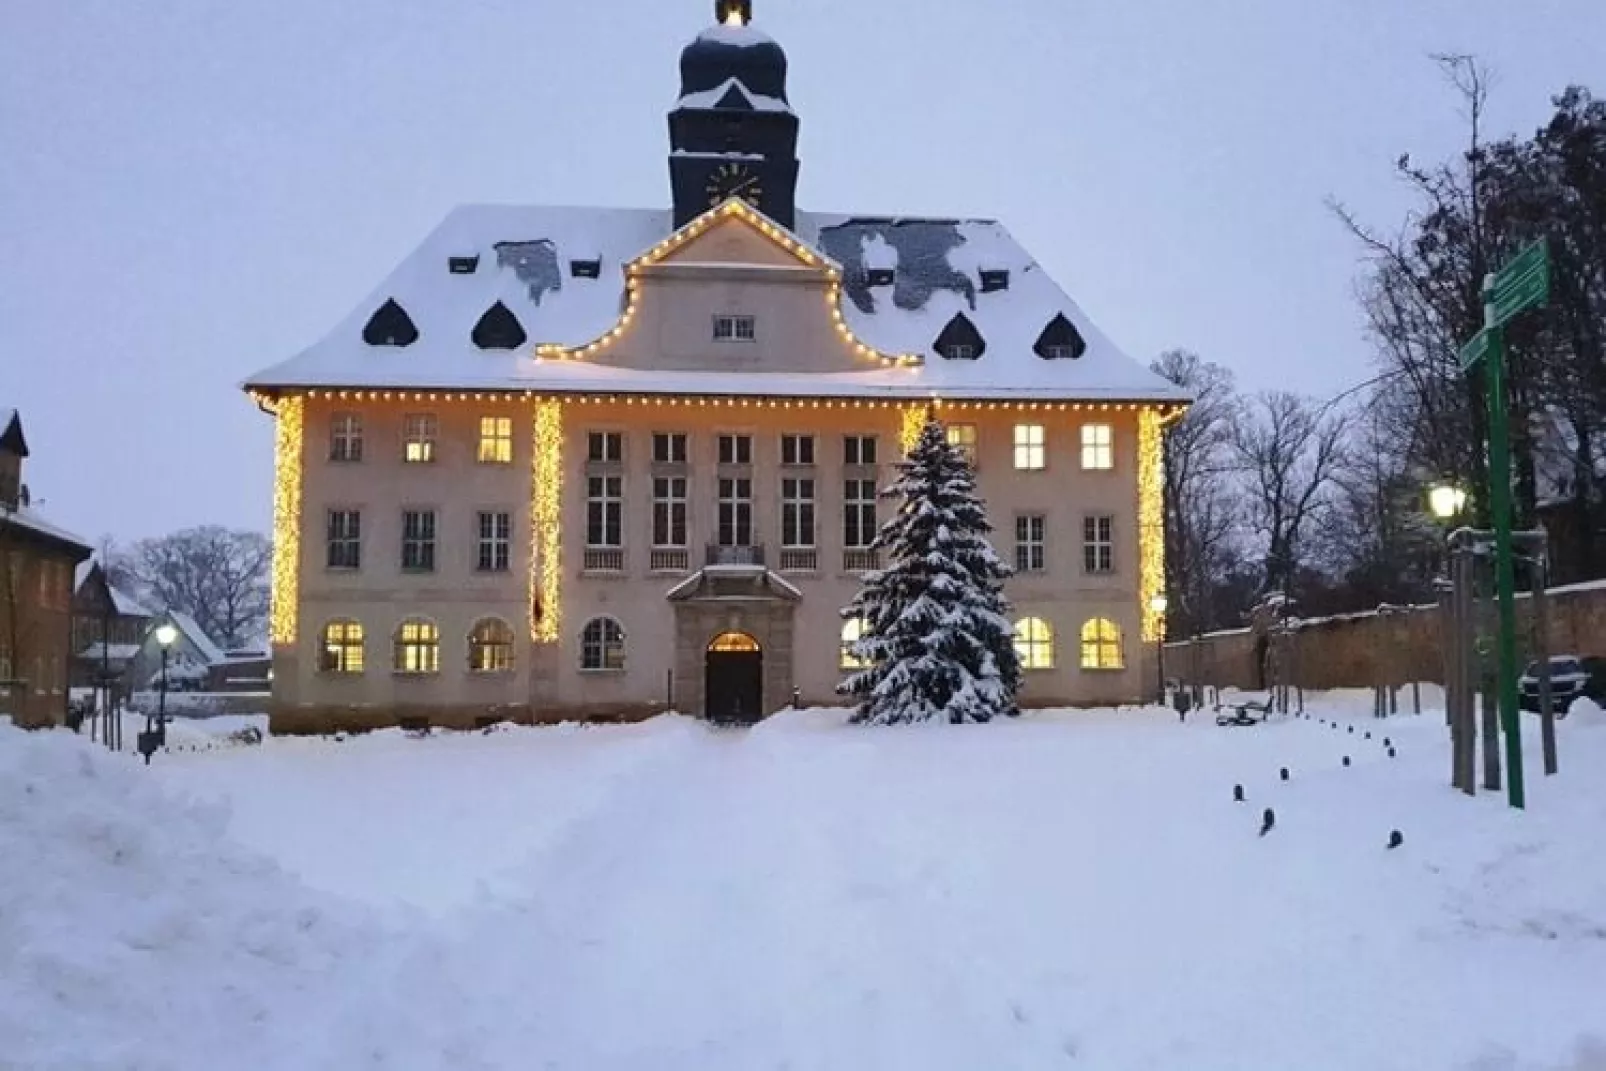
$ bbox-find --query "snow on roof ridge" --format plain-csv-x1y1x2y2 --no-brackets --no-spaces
2,505,90,551
162,610,226,665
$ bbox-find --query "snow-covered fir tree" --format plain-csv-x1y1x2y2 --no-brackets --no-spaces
839,414,1022,725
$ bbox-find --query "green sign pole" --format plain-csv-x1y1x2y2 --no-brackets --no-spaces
1481,317,1525,810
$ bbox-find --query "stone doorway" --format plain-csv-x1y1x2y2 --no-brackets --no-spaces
705,631,763,724
667,566,798,721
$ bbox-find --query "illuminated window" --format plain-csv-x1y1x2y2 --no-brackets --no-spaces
319,620,364,674
1079,618,1124,670
1083,515,1114,574
468,618,515,673
478,416,513,464
476,511,512,573
1081,424,1114,470
329,413,363,462
1015,515,1046,573
393,619,440,674
840,617,870,669
580,617,626,671
326,509,361,570
781,477,815,548
945,423,977,466
402,414,437,463
1014,617,1055,670
1013,424,1045,470
713,314,756,342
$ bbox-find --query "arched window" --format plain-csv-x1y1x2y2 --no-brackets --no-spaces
580,617,626,671
394,619,440,674
840,617,870,669
1080,618,1124,670
1014,617,1055,670
468,618,515,673
319,620,365,674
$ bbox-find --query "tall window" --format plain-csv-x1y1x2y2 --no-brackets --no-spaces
468,618,515,673
1015,617,1055,670
1013,424,1045,470
840,617,870,669
401,509,437,572
1083,515,1114,574
329,413,363,462
478,416,513,464
1080,618,1124,670
844,435,878,466
326,509,361,570
718,434,752,465
580,617,626,671
713,314,756,342
844,479,878,548
781,434,815,466
653,432,687,464
781,478,815,547
588,431,623,463
403,414,437,463
945,424,977,466
718,477,753,546
587,476,623,547
1081,424,1114,470
394,619,440,674
1015,515,1046,573
653,476,688,547
319,620,364,674
476,511,512,573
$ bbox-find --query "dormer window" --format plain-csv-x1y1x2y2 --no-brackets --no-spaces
448,256,480,275
1034,313,1088,361
933,312,986,361
979,269,1011,293
472,301,528,350
362,298,419,347
866,268,895,287
946,344,978,361
714,314,756,342
570,259,602,280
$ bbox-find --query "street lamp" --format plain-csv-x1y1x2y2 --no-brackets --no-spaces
1149,593,1170,705
1428,483,1468,520
154,622,177,745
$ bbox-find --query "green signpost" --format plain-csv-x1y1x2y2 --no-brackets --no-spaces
1457,238,1552,810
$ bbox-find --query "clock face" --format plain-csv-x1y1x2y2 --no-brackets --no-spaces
706,162,764,208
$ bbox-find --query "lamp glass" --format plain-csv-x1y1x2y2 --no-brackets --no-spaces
155,624,178,647
1429,484,1467,520
1149,593,1169,614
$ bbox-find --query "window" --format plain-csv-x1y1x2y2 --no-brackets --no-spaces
844,479,878,548
1013,424,1045,470
1080,618,1124,670
1043,344,1078,360
844,435,878,466
587,431,624,464
718,477,753,546
718,434,752,465
330,413,363,462
468,618,515,673
782,478,815,547
945,424,977,466
580,617,626,671
945,343,977,361
326,509,361,570
841,617,870,670
403,414,437,463
476,511,512,573
587,476,623,547
652,433,688,464
1015,515,1046,573
781,434,815,466
1015,617,1055,670
653,476,688,547
401,510,437,572
713,314,757,342
1081,424,1114,470
1083,516,1114,574
478,416,513,464
394,619,440,674
319,620,364,674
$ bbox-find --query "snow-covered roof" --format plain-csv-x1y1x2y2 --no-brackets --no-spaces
162,611,226,665
1,505,90,552
243,203,1187,404
78,642,141,662
109,585,153,618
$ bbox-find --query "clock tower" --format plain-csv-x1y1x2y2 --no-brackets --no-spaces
669,1,800,229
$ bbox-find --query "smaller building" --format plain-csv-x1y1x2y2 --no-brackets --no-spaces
127,609,226,693
208,646,272,693
71,561,155,694
0,407,93,728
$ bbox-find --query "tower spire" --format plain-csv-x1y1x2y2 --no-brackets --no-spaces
716,0,751,26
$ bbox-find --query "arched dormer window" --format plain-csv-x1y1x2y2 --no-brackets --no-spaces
1034,313,1087,361
393,618,440,674
1079,618,1124,670
362,298,419,347
933,312,986,361
468,618,516,673
1014,617,1055,670
472,301,528,350
318,620,364,674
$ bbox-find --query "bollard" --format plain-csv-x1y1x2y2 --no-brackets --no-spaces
1279,767,1290,782
1233,784,1245,802
1342,756,1351,767
1387,747,1396,759
1387,830,1404,850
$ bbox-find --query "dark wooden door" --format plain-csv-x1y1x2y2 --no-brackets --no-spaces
705,651,763,724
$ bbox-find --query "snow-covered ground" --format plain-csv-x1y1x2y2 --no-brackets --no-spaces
4,694,1605,1069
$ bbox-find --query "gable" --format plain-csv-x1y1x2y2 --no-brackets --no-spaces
654,207,815,270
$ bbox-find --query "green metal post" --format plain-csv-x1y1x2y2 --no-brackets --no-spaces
1483,321,1526,810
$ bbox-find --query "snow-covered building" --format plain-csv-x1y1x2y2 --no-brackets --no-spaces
71,561,156,693
243,1,1188,732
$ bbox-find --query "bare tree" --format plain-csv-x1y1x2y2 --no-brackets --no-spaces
119,527,271,649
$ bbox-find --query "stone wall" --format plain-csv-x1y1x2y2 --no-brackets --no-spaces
1165,581,1606,691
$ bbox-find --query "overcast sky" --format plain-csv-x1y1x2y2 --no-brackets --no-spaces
2,0,1601,544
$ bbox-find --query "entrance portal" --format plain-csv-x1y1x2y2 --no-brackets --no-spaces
705,631,763,724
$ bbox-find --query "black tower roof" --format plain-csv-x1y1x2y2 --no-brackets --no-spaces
679,2,788,103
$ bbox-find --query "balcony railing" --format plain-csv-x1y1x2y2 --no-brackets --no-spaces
649,548,690,572
582,548,625,573
842,548,881,572
778,548,818,572
706,543,765,567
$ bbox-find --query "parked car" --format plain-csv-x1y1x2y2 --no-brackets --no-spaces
1517,655,1606,713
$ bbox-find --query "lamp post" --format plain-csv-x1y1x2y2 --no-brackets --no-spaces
1149,593,1170,705
154,622,177,745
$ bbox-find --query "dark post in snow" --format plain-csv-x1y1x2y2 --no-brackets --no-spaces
1523,531,1557,776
